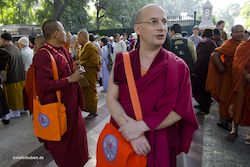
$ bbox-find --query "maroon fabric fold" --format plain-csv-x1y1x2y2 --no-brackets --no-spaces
113,47,198,167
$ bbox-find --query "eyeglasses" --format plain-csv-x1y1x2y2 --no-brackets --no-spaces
137,18,168,27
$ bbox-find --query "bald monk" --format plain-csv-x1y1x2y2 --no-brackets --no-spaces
225,38,250,142
34,20,89,166
76,30,101,119
206,25,244,131
107,4,198,167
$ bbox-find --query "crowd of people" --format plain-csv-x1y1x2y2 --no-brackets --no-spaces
0,3,250,167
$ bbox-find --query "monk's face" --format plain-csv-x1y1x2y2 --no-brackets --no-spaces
55,22,66,44
231,26,244,42
134,5,167,48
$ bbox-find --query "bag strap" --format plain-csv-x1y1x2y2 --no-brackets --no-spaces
122,52,143,121
33,48,62,103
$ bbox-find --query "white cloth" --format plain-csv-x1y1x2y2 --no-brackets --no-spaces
113,41,127,58
20,47,33,72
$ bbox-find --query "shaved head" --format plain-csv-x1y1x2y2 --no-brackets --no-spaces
78,30,89,41
136,4,165,23
42,20,61,40
231,24,244,33
35,35,46,45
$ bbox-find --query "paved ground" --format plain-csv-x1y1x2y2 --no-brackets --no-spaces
201,101,250,167
1,85,250,167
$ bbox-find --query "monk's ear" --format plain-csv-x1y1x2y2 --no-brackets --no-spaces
134,24,140,36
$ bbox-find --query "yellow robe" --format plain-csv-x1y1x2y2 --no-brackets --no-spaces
76,42,101,114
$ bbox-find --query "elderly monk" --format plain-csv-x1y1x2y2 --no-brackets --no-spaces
106,4,198,167
206,25,244,131
33,20,89,166
225,38,250,142
76,30,101,119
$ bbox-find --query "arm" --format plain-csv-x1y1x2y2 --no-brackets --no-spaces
34,51,83,93
211,51,225,73
107,66,151,156
106,66,128,127
188,41,197,63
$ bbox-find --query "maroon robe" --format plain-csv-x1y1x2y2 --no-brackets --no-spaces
113,47,198,167
193,37,217,110
33,44,89,167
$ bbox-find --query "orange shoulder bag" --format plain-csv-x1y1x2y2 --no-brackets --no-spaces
96,52,147,167
33,48,67,141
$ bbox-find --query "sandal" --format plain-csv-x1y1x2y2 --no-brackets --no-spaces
217,122,232,131
246,133,250,140
226,132,238,142
85,113,98,119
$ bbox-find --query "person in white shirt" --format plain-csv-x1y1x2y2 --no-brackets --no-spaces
18,36,33,78
113,33,127,58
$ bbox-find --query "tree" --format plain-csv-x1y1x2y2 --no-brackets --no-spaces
36,0,89,31
91,0,154,30
155,0,203,16
240,1,250,30
214,3,241,33
54,0,71,21
0,0,37,25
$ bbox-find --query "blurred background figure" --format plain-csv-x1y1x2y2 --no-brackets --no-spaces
69,35,78,61
216,20,228,41
182,31,189,38
99,37,111,93
243,30,250,42
18,36,33,78
113,33,126,58
213,28,224,47
0,32,26,119
62,31,72,51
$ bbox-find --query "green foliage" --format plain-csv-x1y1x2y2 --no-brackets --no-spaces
214,3,241,33
0,0,37,25
92,0,154,30
240,1,250,30
35,0,54,25
195,14,216,25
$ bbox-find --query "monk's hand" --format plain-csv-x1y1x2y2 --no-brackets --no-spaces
130,135,151,156
246,73,250,82
119,113,147,142
67,69,83,83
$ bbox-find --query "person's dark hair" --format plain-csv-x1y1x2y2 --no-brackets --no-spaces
213,28,221,35
89,33,95,42
123,32,127,36
100,37,108,45
245,30,250,35
202,28,214,37
42,20,60,40
231,24,244,33
216,20,225,27
181,31,188,37
114,33,120,38
170,23,182,33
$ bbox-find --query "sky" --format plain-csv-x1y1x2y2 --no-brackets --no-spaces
208,0,248,11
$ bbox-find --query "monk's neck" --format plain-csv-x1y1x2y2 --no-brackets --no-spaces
139,45,161,61
46,40,62,48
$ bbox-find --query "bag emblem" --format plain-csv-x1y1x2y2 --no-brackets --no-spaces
38,113,50,128
103,134,118,162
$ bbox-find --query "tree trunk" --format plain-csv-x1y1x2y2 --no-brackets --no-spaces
54,0,71,21
97,9,100,30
